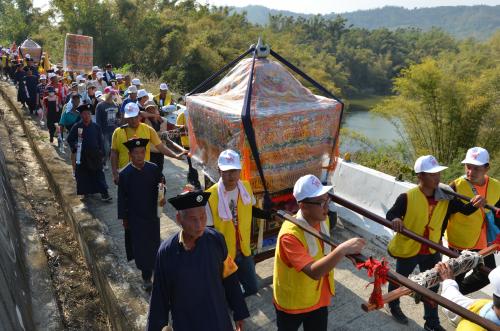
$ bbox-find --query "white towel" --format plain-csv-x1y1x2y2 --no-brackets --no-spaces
295,210,331,257
217,178,252,221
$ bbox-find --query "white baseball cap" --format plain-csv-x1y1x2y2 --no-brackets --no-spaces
293,174,332,202
488,266,500,297
40,74,47,80
218,149,241,171
127,85,138,94
159,83,169,91
116,73,123,79
137,89,148,99
96,71,104,79
48,72,56,79
414,155,447,174
92,66,100,72
95,90,103,99
462,147,489,166
124,102,140,118
131,78,141,86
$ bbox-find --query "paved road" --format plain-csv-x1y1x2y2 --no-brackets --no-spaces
58,149,461,330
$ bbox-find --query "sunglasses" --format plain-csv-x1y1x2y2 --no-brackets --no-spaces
302,197,330,208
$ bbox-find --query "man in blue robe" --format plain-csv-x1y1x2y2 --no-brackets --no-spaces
147,190,250,331
117,138,164,290
67,103,111,201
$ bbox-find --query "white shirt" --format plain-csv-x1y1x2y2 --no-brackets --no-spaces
441,279,476,325
205,187,256,226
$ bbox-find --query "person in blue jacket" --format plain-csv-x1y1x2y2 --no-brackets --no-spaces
147,190,250,331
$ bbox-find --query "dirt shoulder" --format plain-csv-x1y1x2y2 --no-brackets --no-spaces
0,86,110,330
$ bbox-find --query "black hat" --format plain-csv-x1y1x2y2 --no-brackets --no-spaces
76,103,92,113
168,191,211,211
123,138,149,151
47,86,55,92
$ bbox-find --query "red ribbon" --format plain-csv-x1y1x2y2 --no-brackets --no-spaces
357,257,389,308
492,233,500,247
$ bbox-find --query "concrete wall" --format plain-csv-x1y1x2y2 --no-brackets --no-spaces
330,159,416,240
0,136,61,331
0,146,33,331
0,83,148,331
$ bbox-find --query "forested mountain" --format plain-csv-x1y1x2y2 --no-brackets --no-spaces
233,5,500,40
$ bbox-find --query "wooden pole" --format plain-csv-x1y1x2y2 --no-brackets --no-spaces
275,211,500,331
362,243,500,312
439,184,500,217
329,193,491,275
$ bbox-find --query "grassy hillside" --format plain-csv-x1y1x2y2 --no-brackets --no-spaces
232,5,500,40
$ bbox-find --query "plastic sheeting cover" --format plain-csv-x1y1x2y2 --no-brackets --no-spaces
18,39,42,64
186,57,342,194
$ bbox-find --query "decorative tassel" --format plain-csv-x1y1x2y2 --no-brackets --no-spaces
357,257,389,309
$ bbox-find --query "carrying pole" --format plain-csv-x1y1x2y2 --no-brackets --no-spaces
275,210,500,331
329,193,491,275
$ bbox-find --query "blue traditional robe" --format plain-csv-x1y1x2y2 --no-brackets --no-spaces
67,121,108,195
147,227,250,331
117,161,162,271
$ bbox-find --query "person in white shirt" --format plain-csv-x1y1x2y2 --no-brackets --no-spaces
436,262,500,330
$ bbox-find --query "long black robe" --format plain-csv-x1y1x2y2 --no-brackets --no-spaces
117,161,162,271
147,228,250,331
67,121,108,195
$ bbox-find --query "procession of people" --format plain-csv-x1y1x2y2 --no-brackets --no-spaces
3,46,500,331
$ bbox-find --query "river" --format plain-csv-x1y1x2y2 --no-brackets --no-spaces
340,110,402,152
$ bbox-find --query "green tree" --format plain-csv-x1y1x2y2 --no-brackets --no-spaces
374,55,498,165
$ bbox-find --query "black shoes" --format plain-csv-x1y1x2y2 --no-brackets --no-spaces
389,306,409,324
424,323,446,331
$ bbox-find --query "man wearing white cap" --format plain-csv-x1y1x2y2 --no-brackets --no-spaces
436,262,500,330
131,78,142,90
136,88,149,110
120,85,138,114
95,71,107,92
386,155,484,330
153,83,172,109
447,147,500,295
115,74,126,95
206,149,269,296
273,174,365,331
110,103,187,184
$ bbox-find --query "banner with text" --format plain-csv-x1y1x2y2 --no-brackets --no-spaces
63,33,93,73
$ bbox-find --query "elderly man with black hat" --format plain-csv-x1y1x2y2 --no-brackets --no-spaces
23,65,39,114
118,137,164,290
14,62,27,108
66,103,111,201
146,189,250,331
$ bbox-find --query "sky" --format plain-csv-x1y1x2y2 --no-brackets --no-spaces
201,0,500,13
33,0,500,14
